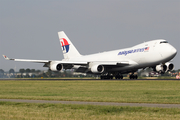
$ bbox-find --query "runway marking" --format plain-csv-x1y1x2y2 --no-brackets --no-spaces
0,99,180,108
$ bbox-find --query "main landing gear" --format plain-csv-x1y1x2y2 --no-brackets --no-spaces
129,74,138,79
100,73,138,79
100,73,123,79
115,74,123,79
100,75,113,79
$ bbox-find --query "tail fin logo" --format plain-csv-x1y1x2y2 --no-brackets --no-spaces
60,38,70,53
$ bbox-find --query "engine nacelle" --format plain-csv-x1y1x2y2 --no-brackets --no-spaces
90,64,104,73
50,63,63,71
165,62,174,71
153,64,167,73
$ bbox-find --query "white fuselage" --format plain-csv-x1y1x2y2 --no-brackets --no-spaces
66,39,177,73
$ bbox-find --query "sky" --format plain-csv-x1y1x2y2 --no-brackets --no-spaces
0,0,179,72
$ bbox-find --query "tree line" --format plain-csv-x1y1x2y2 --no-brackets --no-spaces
0,68,40,74
0,68,88,78
0,68,179,78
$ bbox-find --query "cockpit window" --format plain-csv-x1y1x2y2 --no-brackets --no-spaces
160,41,168,44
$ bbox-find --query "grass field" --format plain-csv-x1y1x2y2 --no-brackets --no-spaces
0,101,180,120
0,80,180,104
0,80,180,119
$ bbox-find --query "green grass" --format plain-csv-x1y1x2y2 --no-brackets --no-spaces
0,80,180,104
0,80,180,119
0,101,180,120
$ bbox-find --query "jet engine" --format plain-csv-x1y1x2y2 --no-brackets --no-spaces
50,63,63,71
91,64,104,73
165,62,174,71
153,62,174,73
153,64,167,73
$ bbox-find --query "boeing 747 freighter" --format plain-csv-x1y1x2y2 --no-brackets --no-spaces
3,31,177,79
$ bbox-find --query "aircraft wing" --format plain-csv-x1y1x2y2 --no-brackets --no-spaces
3,54,88,64
3,54,129,65
3,55,131,72
3,55,49,63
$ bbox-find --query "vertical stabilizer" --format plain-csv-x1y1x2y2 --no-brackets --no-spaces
58,31,81,59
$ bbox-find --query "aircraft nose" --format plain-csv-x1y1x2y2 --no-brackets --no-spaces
171,47,177,55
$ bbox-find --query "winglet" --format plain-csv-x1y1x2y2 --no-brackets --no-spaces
3,55,10,60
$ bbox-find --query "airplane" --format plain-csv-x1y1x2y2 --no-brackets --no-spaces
3,31,177,79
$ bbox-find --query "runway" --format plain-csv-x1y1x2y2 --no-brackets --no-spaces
0,78,179,81
0,99,180,108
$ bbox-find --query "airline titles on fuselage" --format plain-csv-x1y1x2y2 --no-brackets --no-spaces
118,47,149,56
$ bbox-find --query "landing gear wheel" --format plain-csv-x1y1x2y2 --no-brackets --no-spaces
100,75,113,79
134,75,138,79
129,74,138,79
115,74,123,79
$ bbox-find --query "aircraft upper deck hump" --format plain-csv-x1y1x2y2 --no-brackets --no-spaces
58,31,82,59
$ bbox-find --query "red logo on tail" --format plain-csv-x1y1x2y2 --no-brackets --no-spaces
60,38,70,53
